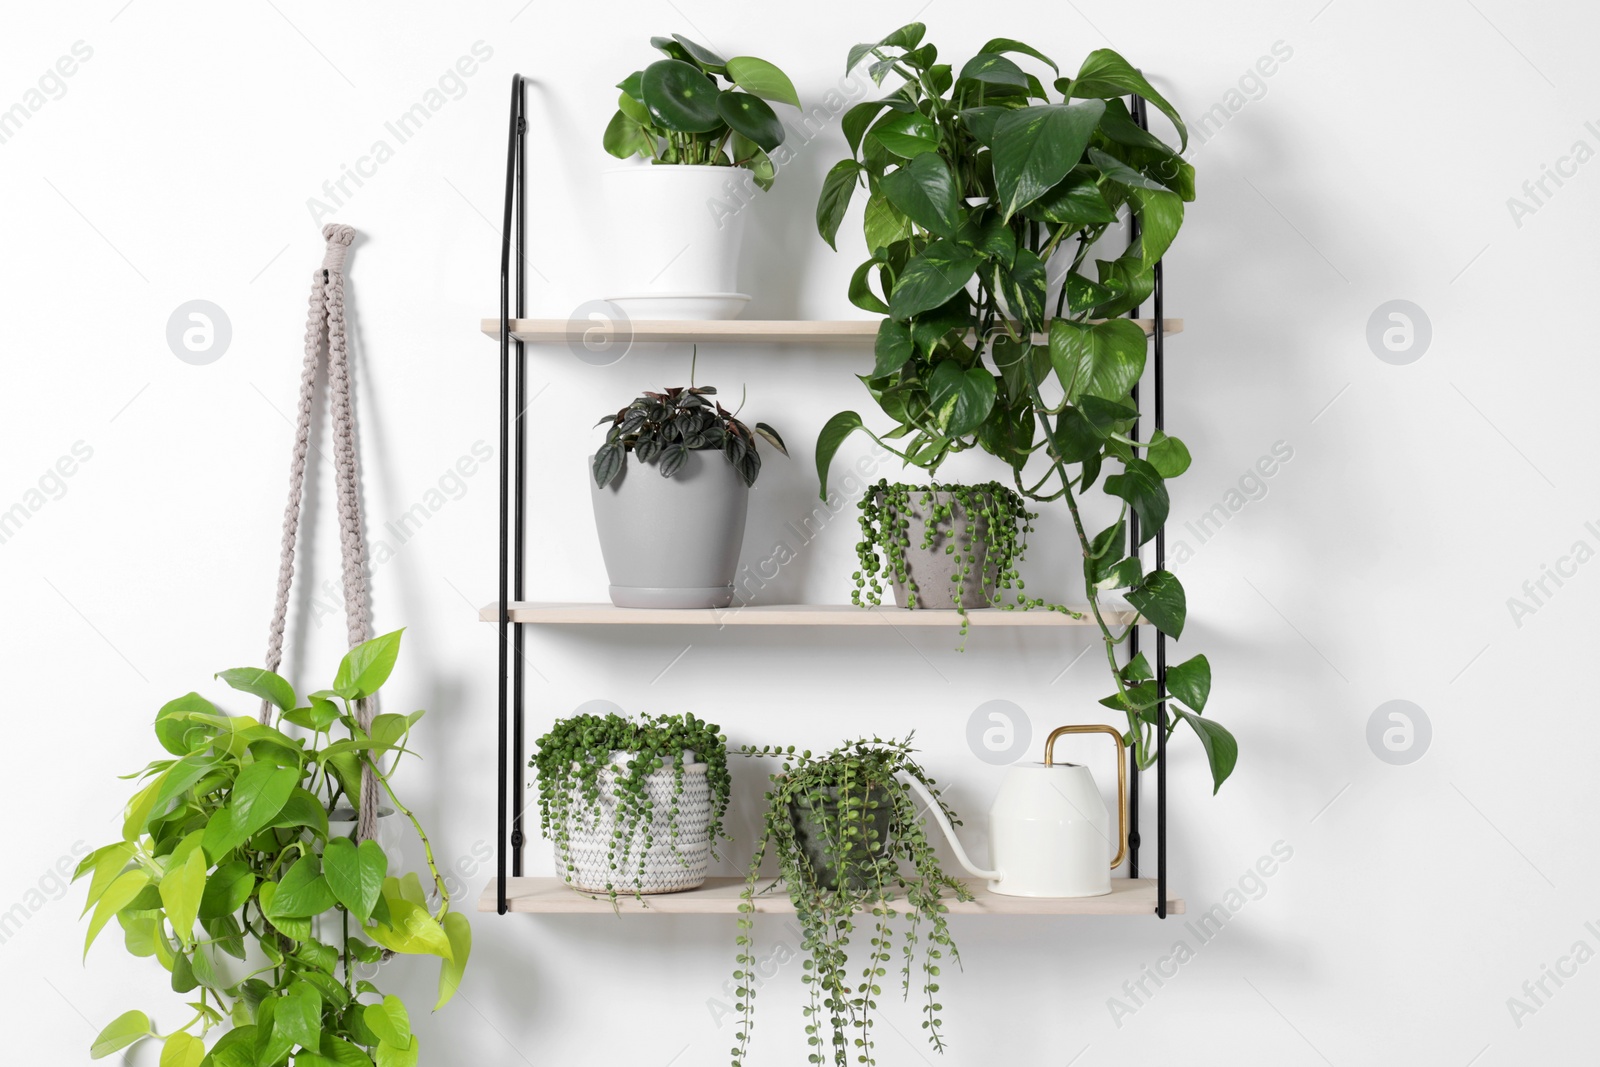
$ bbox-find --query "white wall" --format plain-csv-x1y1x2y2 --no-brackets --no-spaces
3,1,1596,1063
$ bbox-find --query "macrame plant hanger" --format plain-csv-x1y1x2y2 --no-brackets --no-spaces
259,223,380,845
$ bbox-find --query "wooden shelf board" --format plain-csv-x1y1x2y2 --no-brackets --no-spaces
482,876,1182,916
478,601,1133,627
480,317,1183,345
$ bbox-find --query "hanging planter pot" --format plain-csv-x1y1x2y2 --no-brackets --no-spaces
589,384,786,609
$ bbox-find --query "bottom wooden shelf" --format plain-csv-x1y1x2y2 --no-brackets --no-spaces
480,876,1183,916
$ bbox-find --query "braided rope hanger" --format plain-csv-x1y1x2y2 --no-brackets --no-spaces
261,223,380,843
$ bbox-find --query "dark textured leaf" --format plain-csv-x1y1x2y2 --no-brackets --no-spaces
592,442,624,488
658,444,688,478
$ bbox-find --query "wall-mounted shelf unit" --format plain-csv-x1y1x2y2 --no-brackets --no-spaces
482,877,1184,916
485,74,1178,921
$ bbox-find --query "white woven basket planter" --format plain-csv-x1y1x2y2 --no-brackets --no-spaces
555,752,712,895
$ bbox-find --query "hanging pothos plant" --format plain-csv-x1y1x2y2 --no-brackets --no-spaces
78,631,469,1066
810,25,1235,793
731,735,967,1067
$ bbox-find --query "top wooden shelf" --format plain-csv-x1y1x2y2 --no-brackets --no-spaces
480,317,1183,346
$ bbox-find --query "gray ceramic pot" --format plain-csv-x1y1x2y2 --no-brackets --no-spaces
589,450,749,608
885,487,997,610
788,784,894,892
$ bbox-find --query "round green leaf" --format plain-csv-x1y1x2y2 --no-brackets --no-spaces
641,59,722,133
724,55,799,108
715,92,784,152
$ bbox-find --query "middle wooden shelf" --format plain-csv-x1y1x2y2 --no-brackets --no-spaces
478,601,1135,627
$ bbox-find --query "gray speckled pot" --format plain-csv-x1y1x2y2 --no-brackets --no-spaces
788,785,894,891
885,488,997,610
589,450,749,608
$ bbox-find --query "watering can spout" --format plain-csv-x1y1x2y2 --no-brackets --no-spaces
901,775,1002,881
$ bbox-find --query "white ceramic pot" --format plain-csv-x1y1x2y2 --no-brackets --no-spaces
602,164,753,319
555,751,713,894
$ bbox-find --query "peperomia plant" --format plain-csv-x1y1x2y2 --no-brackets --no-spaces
732,735,967,1067
604,34,801,190
593,384,787,489
78,631,469,1066
811,25,1235,793
532,711,731,902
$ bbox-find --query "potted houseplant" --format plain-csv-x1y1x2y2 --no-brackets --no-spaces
590,382,786,608
77,631,471,1065
532,710,731,899
602,34,801,318
811,25,1236,793
731,735,969,1067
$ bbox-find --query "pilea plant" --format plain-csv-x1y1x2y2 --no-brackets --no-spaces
604,34,801,190
78,631,470,1066
532,711,731,901
854,479,1075,641
593,383,787,489
732,735,968,1067
811,25,1236,793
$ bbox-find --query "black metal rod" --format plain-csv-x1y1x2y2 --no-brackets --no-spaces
1153,252,1168,920
1124,108,1143,881
511,78,528,879
494,74,522,916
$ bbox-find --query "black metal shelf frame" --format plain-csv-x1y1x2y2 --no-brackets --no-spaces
492,74,1170,917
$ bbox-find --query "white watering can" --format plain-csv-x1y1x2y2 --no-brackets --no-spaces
905,725,1128,897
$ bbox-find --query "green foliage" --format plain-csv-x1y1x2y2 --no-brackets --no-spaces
731,736,968,1067
531,711,731,903
81,632,470,1064
851,480,1082,645
814,26,1234,793
604,35,800,190
592,383,787,489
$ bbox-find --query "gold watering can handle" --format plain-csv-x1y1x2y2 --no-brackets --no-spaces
1043,725,1128,869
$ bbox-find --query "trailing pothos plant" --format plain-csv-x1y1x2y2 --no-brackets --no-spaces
532,710,732,901
732,735,967,1067
604,34,801,190
593,383,787,489
810,25,1235,793
78,631,470,1066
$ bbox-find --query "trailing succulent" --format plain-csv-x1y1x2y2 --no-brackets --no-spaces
78,631,469,1066
604,34,801,189
532,711,731,900
854,480,1077,640
732,735,967,1067
811,25,1235,793
593,384,787,489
